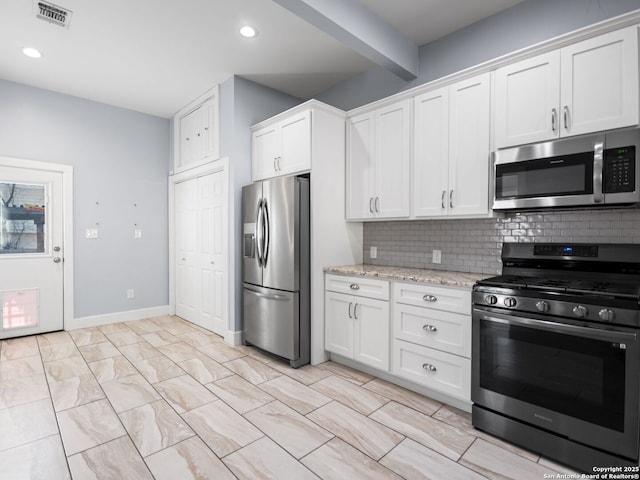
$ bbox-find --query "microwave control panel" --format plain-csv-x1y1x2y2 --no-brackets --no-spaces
604,146,635,193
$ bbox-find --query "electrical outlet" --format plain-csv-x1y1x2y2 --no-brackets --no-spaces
432,249,442,264
370,246,377,259
86,228,99,239
127,289,135,299
134,229,142,239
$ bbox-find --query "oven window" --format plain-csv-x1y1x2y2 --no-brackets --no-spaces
479,319,625,431
495,152,593,200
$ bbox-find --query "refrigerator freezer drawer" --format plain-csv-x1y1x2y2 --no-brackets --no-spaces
243,283,299,360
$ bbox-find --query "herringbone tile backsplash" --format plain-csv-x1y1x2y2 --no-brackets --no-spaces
363,208,640,275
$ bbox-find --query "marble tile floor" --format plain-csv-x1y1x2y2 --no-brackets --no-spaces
0,315,580,479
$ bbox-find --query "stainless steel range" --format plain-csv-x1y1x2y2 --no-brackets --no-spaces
472,243,640,472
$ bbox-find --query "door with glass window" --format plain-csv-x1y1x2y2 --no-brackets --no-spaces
0,167,63,339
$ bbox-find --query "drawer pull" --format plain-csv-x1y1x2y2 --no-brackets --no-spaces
422,324,437,332
423,294,437,302
422,363,437,372
350,284,360,290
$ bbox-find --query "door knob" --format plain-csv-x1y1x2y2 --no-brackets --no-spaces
53,257,62,263
53,246,61,252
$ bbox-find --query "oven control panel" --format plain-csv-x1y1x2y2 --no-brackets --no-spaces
472,288,639,328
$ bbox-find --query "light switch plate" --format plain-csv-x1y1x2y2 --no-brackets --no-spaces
134,229,142,239
370,246,377,259
86,228,99,239
432,249,442,264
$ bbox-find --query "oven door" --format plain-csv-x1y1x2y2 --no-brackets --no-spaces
472,308,640,460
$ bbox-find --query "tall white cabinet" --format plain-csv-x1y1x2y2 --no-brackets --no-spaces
250,101,363,365
413,73,491,218
346,99,411,220
495,25,639,148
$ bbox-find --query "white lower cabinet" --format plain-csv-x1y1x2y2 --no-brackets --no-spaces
325,275,390,371
324,273,472,405
393,340,471,400
392,282,472,402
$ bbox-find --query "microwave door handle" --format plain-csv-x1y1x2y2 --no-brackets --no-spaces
594,141,604,203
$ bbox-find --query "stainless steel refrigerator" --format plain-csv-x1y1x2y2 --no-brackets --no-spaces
242,175,310,368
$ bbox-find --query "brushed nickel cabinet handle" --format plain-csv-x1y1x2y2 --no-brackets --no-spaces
349,283,360,290
422,363,437,372
423,294,437,302
441,190,446,209
422,324,437,332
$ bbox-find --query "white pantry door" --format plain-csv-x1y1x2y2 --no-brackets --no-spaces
175,171,227,335
0,167,64,339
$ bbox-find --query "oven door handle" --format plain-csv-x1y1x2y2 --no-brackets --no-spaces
478,312,638,343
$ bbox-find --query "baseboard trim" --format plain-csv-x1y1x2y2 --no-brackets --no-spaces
225,329,243,346
68,305,172,330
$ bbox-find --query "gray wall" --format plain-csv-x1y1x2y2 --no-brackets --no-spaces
0,79,170,318
317,0,640,110
220,75,301,331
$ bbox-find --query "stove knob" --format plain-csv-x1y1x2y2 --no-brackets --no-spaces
536,301,550,313
485,295,498,305
504,297,517,308
573,305,589,318
599,309,615,321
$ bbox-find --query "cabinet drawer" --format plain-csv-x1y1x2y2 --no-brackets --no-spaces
393,340,470,401
394,282,470,315
394,303,470,357
325,274,389,300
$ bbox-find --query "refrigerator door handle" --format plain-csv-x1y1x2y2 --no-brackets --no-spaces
256,199,264,267
262,199,270,267
244,287,289,301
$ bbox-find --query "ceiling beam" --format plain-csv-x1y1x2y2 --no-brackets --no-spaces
273,0,418,80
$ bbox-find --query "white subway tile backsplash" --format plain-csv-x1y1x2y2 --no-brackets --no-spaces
363,208,640,275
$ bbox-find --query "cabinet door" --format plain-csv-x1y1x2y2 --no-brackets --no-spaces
354,297,389,371
374,100,411,218
180,106,202,168
346,112,375,219
448,73,491,216
325,291,354,358
561,26,639,137
279,111,312,176
252,124,279,181
413,87,449,217
494,51,560,148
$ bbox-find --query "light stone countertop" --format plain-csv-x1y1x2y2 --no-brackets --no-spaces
324,264,489,289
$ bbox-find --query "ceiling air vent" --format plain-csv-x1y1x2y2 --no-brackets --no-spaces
35,1,72,28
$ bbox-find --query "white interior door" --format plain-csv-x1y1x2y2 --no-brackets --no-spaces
175,171,227,335
0,167,63,339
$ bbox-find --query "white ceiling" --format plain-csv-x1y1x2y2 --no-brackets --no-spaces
0,0,523,118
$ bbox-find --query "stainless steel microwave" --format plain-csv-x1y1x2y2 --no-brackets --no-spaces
492,127,640,210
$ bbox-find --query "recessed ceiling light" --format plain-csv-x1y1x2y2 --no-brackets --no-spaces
22,47,42,58
240,25,257,38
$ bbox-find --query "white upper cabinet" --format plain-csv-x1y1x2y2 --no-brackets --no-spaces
252,110,311,181
413,73,491,218
495,26,639,148
346,99,411,220
173,86,219,172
